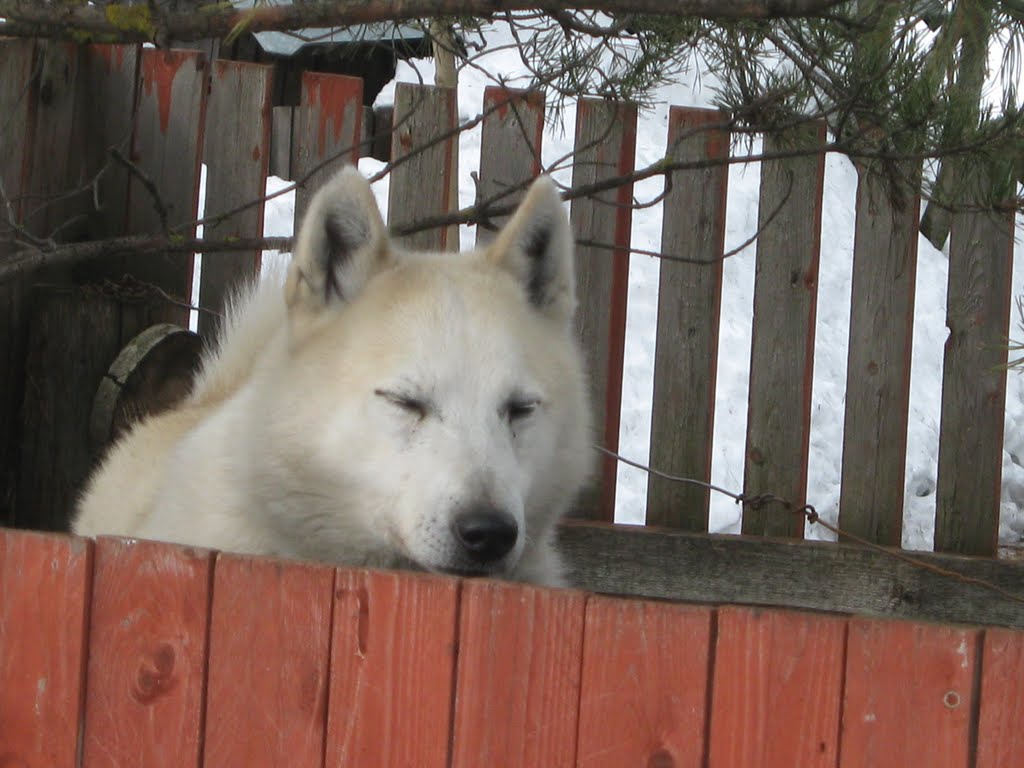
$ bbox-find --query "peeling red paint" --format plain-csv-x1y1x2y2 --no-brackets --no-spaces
301,73,363,164
140,50,184,135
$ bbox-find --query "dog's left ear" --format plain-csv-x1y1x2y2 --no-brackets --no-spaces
285,167,389,322
487,176,576,326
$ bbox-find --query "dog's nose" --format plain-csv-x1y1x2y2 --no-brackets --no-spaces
453,507,518,562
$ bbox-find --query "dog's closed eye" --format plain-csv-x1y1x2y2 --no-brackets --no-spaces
375,389,429,420
503,398,540,424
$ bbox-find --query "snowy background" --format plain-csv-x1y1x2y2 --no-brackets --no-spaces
199,21,1024,552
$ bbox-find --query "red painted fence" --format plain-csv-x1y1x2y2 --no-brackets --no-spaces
2,527,1022,767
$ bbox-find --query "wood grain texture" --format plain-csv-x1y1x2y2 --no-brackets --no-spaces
15,290,123,531
124,48,208,335
451,580,586,768
569,98,637,521
840,618,978,768
935,193,1014,556
0,38,37,527
203,553,334,767
709,606,846,767
388,83,458,252
742,123,826,537
198,60,273,339
81,537,213,768
557,520,1024,628
0,529,93,768
475,87,544,246
326,568,459,768
576,595,712,768
839,163,920,546
975,627,1024,767
647,107,729,530
291,73,363,229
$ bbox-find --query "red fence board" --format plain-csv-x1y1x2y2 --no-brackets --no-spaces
709,606,846,767
81,537,213,768
451,580,586,768
840,618,978,768
326,568,459,768
976,627,1024,767
0,529,92,768
203,553,334,767
576,596,712,767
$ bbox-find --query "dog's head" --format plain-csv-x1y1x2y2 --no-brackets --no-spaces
260,168,592,581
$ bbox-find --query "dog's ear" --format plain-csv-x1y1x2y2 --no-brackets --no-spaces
285,167,389,319
487,175,576,325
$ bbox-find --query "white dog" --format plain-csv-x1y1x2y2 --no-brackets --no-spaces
74,168,593,586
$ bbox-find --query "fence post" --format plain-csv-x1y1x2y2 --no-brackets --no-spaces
475,87,545,247
647,107,729,530
198,61,273,339
388,83,459,252
742,123,826,538
838,162,920,545
935,170,1014,556
570,99,637,521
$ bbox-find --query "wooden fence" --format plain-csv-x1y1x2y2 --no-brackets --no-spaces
1,42,1023,625
2,527,1023,767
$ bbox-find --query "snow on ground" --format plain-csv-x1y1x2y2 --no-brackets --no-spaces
244,20,1024,550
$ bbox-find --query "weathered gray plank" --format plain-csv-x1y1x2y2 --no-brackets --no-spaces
270,106,294,180
558,521,1024,629
16,289,123,531
569,98,637,522
742,124,826,537
839,163,920,545
475,87,544,247
198,60,273,339
291,73,363,228
387,83,458,252
935,177,1015,557
646,107,729,530
76,45,139,246
0,39,37,528
123,48,208,336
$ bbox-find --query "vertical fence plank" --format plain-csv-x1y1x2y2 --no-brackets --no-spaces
198,61,273,338
742,123,826,537
291,72,363,228
839,164,920,545
388,83,458,252
647,107,729,530
0,530,92,767
709,606,846,767
570,99,637,521
15,292,123,531
976,628,1024,768
20,43,84,243
203,553,333,767
77,44,139,245
840,618,977,768
326,569,459,768
935,191,1014,556
81,537,212,768
0,39,37,527
123,48,208,336
475,87,544,246
451,581,586,768
576,597,711,767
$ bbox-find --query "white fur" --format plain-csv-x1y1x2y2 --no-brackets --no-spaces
74,169,593,587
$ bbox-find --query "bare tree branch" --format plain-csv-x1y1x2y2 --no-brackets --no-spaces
0,0,847,43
